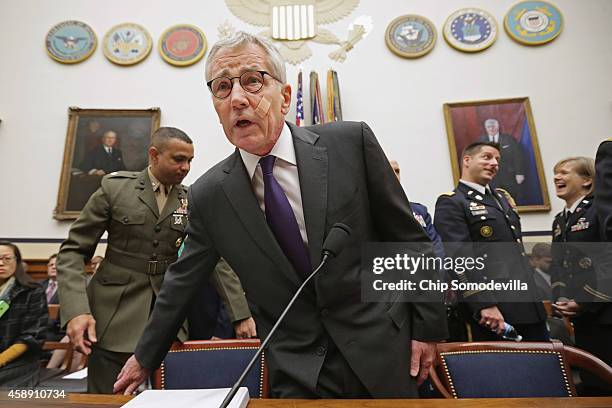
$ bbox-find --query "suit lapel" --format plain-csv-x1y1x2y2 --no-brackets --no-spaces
137,170,159,218
221,151,302,286
289,122,328,267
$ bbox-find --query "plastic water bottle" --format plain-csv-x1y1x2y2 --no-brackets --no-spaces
501,322,523,342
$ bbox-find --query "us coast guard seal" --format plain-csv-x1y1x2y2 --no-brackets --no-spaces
505,1,564,45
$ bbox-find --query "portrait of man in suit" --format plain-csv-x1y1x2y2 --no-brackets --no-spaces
443,97,550,211
477,118,526,202
57,108,159,217
79,130,126,176
114,31,447,398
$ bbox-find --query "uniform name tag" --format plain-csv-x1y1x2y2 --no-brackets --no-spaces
471,209,488,216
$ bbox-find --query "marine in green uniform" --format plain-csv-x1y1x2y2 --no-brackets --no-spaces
57,127,253,393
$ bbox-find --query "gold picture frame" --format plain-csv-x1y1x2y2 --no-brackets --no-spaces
443,97,550,213
54,107,161,220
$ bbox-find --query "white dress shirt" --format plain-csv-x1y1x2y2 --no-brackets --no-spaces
565,195,586,215
239,123,309,244
459,179,490,195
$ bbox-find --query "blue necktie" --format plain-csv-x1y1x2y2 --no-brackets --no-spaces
260,155,312,278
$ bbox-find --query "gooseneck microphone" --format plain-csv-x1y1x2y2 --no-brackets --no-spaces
219,223,352,408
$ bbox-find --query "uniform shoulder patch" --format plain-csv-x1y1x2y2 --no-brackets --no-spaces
106,171,138,179
438,191,455,197
495,188,517,209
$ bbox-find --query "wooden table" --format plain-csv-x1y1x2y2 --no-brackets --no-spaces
1,394,611,407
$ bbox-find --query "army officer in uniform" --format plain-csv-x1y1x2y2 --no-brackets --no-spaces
434,141,547,341
550,157,612,395
57,127,254,393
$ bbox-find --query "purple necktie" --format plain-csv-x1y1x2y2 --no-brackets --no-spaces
260,155,312,278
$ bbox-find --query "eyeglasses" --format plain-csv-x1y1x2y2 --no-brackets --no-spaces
0,255,16,263
206,70,280,99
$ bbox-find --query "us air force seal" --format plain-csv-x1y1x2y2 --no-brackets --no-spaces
385,15,437,59
443,8,497,53
46,21,97,64
505,1,563,45
103,23,152,66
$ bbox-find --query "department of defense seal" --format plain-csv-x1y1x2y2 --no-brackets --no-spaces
46,20,97,64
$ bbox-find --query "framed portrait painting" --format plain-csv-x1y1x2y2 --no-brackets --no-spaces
443,97,550,212
54,107,160,220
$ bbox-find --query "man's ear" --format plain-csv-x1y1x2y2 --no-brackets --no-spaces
280,84,292,115
148,146,159,164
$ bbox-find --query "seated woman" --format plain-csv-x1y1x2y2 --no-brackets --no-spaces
0,241,48,388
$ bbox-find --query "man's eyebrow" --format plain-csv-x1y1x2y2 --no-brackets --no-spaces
212,66,261,78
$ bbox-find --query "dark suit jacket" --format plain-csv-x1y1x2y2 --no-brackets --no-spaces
135,121,448,397
595,139,612,241
80,145,126,174
41,279,59,305
477,134,525,202
40,279,62,341
434,182,546,325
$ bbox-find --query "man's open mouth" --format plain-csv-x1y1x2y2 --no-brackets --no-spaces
236,119,253,128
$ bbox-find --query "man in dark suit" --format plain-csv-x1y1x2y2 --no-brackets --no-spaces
595,139,612,241
477,119,525,203
434,141,547,341
41,254,59,305
114,31,447,398
80,130,127,175
529,243,552,300
41,254,62,341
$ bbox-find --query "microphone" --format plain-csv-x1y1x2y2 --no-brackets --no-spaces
219,223,352,407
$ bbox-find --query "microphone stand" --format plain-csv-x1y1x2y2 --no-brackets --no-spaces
219,252,331,408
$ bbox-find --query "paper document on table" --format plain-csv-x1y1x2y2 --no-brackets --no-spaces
120,388,249,408
62,367,87,379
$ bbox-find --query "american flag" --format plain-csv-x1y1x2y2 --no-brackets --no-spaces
296,70,305,127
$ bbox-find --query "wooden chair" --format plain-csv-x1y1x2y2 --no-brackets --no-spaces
40,341,73,375
153,339,269,398
37,341,87,392
543,300,575,338
47,304,60,321
429,340,612,398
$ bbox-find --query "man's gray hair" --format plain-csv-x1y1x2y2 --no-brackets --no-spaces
205,31,287,84
484,118,499,127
